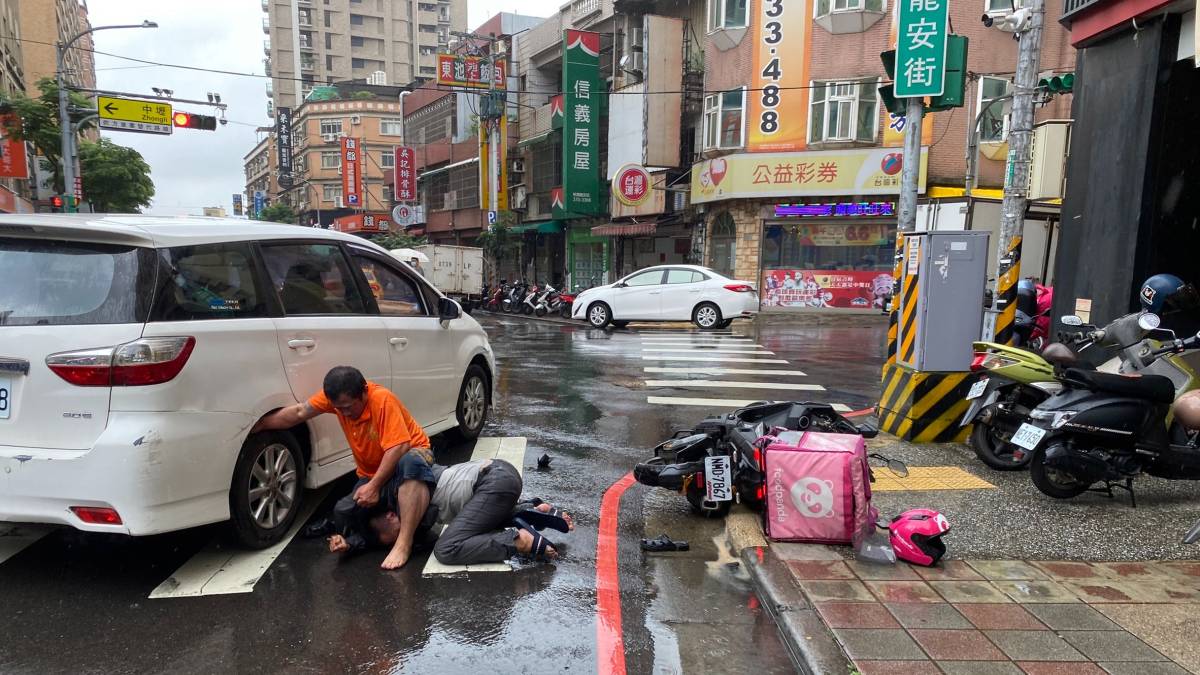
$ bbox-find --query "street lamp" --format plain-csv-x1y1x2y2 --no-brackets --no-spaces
57,20,157,212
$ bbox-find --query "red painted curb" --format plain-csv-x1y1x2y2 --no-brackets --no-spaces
596,472,636,675
844,407,875,418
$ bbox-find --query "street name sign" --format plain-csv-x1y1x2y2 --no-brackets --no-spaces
895,0,949,98
97,96,173,135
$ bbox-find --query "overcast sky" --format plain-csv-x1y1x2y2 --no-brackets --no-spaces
87,0,561,216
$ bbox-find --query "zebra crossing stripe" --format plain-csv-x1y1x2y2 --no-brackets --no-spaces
648,396,850,412
0,525,52,565
644,367,808,376
642,355,789,364
644,380,825,391
638,343,765,349
641,348,775,355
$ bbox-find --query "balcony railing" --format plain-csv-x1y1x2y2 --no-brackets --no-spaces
261,0,269,11
262,17,270,33
299,35,313,50
263,57,272,76
263,39,271,55
300,59,315,72
1062,0,1104,20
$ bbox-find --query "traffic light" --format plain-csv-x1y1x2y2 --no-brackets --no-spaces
50,195,64,212
878,50,904,117
928,35,969,111
172,110,218,131
1038,73,1074,95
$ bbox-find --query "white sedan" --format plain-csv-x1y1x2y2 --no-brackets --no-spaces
572,265,759,329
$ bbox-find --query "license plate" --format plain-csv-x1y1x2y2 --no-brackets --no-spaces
0,375,10,420
704,455,733,502
1010,423,1046,451
966,378,988,400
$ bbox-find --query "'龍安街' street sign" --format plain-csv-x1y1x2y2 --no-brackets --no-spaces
97,96,173,135
895,0,949,98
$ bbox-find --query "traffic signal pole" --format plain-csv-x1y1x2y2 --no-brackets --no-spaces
992,0,1045,345
898,97,924,235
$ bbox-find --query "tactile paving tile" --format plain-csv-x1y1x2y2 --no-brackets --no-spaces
871,466,997,492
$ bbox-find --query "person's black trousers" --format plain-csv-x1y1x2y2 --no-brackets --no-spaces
433,459,521,565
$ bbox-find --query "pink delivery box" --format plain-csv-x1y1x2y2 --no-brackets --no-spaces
761,430,876,545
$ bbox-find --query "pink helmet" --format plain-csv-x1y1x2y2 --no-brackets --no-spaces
889,509,950,566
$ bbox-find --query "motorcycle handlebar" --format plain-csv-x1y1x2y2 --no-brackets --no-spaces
1151,333,1200,357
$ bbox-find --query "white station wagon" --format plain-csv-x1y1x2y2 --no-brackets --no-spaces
0,215,494,547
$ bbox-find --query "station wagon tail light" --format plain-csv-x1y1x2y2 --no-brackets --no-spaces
724,284,755,293
47,337,196,387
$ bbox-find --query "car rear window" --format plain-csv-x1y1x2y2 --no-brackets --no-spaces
149,243,268,321
0,238,153,326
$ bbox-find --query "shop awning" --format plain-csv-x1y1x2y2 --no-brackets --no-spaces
418,157,478,180
511,220,564,234
591,221,657,236
517,129,557,148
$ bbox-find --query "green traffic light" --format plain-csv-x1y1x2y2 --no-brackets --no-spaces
1039,72,1074,94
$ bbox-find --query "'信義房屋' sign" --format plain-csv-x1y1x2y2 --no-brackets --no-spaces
556,30,603,218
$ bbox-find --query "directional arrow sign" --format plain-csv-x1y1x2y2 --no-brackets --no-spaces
96,96,173,135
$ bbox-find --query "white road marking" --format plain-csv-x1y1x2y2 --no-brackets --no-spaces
642,355,789,364
644,380,825,391
644,367,808,377
639,343,765,349
641,348,775,355
422,436,527,576
648,396,850,412
149,485,331,599
633,330,734,335
0,525,53,565
639,336,754,341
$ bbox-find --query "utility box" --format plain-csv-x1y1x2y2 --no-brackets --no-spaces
896,231,990,372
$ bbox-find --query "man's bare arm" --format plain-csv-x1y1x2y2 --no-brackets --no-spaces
251,402,321,434
353,442,413,507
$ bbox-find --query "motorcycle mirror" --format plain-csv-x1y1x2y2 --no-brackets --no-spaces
856,423,879,439
887,459,909,478
1138,313,1162,331
1061,315,1084,326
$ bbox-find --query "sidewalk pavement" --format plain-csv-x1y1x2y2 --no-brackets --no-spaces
729,504,1200,675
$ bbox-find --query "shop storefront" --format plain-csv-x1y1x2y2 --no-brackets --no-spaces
511,220,565,287
760,203,897,311
567,222,611,290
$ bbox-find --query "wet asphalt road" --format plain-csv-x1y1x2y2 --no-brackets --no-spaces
0,314,884,675
5,312,1200,673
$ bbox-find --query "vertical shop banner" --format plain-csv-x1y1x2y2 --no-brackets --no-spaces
748,0,813,152
0,115,28,179
762,270,896,310
341,137,361,208
560,30,602,216
394,146,416,202
253,190,265,218
478,116,509,212
232,193,243,216
275,107,293,178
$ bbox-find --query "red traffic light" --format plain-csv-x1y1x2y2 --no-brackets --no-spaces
172,110,217,131
172,111,192,127
50,195,64,208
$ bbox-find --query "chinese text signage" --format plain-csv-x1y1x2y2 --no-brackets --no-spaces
341,137,361,208
97,96,173,135
691,148,928,203
749,0,812,152
0,114,28,179
394,146,416,202
436,54,507,90
774,202,896,218
276,107,293,177
762,270,896,310
895,0,948,97
612,164,652,207
558,30,603,217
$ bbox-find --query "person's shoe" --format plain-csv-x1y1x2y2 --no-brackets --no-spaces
302,517,336,539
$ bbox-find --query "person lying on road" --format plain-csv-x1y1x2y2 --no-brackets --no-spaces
343,458,573,564
252,365,436,570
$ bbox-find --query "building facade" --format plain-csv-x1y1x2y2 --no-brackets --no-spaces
243,130,280,218
262,0,466,118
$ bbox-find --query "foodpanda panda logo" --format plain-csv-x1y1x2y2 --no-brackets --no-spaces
790,477,836,519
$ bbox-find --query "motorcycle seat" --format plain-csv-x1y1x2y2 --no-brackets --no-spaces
1064,368,1176,404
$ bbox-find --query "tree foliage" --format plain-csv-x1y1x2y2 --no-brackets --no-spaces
0,78,95,193
373,231,429,249
77,138,155,213
256,202,298,224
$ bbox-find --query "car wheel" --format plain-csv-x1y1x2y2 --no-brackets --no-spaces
693,302,723,330
612,320,630,329
455,364,490,440
587,302,611,328
229,431,306,549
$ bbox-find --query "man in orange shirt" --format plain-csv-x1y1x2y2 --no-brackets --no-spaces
253,366,435,569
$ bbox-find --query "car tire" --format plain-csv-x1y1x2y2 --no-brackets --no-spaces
229,431,306,549
612,320,630,329
454,364,490,441
587,302,611,328
693,302,723,330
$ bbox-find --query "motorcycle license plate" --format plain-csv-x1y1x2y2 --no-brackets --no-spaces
1010,423,1046,451
966,378,988,400
704,455,733,502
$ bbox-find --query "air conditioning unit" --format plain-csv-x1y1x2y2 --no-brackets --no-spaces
513,185,527,209
510,159,526,174
322,133,338,142
367,70,387,85
337,165,343,175
334,197,345,208
350,115,362,125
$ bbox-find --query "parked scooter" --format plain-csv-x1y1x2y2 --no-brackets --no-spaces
502,281,527,313
532,284,557,317
961,311,1146,470
484,282,508,312
634,401,878,518
1017,315,1200,505
1014,281,1054,352
557,290,576,318
521,283,541,315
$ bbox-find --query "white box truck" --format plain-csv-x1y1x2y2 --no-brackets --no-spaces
412,245,484,310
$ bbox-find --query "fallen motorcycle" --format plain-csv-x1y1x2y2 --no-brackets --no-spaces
634,401,878,518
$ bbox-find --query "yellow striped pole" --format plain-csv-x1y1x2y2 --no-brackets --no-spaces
885,233,905,367
993,236,1022,346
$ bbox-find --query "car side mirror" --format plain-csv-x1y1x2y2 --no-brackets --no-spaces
613,282,627,288
438,297,461,322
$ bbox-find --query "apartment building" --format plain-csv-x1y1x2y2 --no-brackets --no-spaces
262,0,466,118
243,130,281,218
0,0,34,213
690,0,1075,312
19,0,95,95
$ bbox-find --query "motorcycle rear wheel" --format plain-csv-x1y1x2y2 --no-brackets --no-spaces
1030,448,1091,499
971,421,1033,471
535,307,547,317
685,481,732,518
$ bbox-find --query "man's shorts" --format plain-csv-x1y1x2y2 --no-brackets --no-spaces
379,449,438,516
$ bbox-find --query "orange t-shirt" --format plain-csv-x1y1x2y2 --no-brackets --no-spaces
309,382,432,478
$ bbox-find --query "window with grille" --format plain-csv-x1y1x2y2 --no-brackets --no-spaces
808,80,878,143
